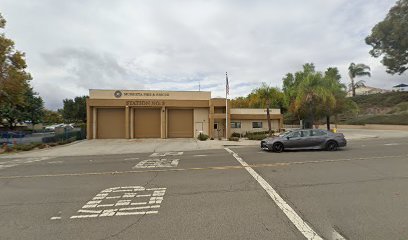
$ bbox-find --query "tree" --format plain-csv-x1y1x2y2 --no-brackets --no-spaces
255,83,284,135
230,83,284,134
294,72,335,128
61,96,88,123
365,0,408,74
322,67,345,130
23,88,44,129
0,12,32,129
43,109,63,124
348,63,371,97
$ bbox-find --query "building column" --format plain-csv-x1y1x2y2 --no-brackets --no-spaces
92,107,97,139
209,106,214,139
86,103,92,140
125,106,130,139
161,107,166,139
130,108,134,139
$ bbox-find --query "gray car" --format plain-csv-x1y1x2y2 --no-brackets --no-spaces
261,129,347,152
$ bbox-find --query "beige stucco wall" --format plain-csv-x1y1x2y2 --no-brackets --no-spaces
230,119,280,134
193,108,210,137
230,108,281,114
90,89,211,100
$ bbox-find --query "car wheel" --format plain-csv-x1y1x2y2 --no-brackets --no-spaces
326,141,338,151
273,142,284,153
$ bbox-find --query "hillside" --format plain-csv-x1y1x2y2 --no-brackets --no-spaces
344,92,408,125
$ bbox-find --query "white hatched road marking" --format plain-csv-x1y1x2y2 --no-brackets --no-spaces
150,152,183,157
133,159,179,168
70,186,166,219
50,216,61,220
224,147,325,240
0,157,52,170
193,155,207,157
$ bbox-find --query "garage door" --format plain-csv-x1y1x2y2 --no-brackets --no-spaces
134,108,161,138
97,108,125,139
168,109,193,138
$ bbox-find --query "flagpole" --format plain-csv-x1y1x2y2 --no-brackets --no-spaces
225,72,228,139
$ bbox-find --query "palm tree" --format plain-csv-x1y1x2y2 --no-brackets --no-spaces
294,72,336,128
323,67,346,130
348,63,371,97
255,83,283,136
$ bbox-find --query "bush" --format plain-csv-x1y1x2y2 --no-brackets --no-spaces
13,143,44,151
197,133,209,141
246,131,268,140
228,137,239,141
42,130,85,143
231,132,241,138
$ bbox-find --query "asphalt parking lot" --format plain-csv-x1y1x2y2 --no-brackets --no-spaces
1,137,408,240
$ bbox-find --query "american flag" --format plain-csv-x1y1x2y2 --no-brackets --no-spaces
226,72,229,95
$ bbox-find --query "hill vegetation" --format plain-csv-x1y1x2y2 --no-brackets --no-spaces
342,92,408,125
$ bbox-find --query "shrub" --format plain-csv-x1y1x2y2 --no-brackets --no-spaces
197,133,209,141
246,131,268,140
231,132,241,138
228,137,239,141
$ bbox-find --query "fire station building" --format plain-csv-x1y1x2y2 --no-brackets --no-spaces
86,89,283,139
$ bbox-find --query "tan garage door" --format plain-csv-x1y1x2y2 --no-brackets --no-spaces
168,109,193,138
97,108,125,139
134,108,161,138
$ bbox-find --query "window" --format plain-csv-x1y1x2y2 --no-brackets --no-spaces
214,123,219,129
231,122,241,128
288,131,301,138
301,130,311,137
311,130,327,136
252,122,262,128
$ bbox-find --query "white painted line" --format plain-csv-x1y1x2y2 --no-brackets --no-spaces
332,230,347,240
133,159,179,168
130,202,147,205
224,147,324,240
105,196,121,199
124,157,139,160
70,186,166,219
150,152,183,157
119,205,160,211
78,209,102,214
136,194,151,197
384,143,399,146
70,214,99,219
116,210,158,216
193,155,207,157
50,216,61,220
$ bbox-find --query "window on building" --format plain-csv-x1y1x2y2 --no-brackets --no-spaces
214,123,219,129
231,122,241,128
252,122,262,128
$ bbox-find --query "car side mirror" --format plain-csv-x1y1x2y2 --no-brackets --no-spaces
286,136,290,140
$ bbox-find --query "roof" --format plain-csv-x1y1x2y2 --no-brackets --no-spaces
393,84,408,88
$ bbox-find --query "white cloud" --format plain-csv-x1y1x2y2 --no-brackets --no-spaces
1,0,406,109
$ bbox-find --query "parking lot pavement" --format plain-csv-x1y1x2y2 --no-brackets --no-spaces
0,137,407,239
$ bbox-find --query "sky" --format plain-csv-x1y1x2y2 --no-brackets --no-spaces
1,0,407,109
